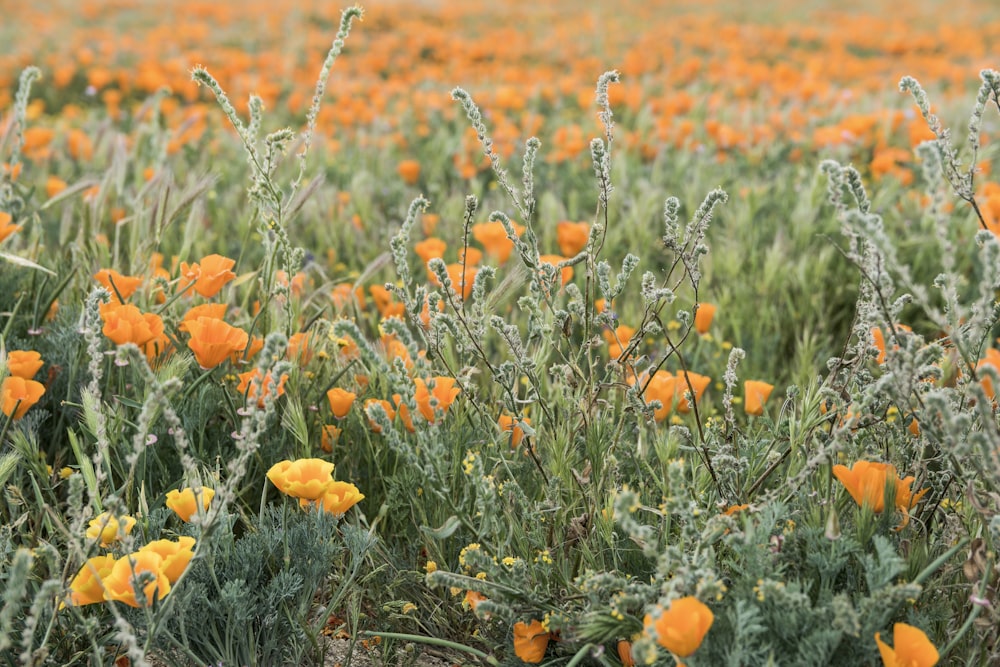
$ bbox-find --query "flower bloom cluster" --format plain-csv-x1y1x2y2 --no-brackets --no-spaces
67,536,196,608
267,458,364,517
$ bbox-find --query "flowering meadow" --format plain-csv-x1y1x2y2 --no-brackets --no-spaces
3,0,1000,665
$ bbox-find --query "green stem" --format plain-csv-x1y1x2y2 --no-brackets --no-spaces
565,643,596,667
913,537,968,586
180,366,217,404
939,557,992,660
358,631,499,666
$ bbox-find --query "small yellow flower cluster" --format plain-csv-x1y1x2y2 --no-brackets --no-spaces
461,451,478,476
458,542,481,570
535,549,553,565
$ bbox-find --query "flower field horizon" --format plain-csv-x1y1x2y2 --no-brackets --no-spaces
2,1,1000,665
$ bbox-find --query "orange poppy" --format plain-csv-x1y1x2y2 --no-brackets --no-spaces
694,303,716,334
177,253,236,298
870,324,912,364
513,619,551,663
94,269,143,303
300,480,364,517
413,376,461,422
875,622,939,667
46,175,67,199
555,221,590,256
1,376,45,420
0,212,21,243
66,555,117,606
643,596,714,657
463,590,488,615
472,220,524,264
643,370,710,420
498,414,531,448
183,316,249,369
977,347,1000,400
460,247,483,267
101,551,171,608
391,394,417,432
415,238,447,276
165,487,215,522
326,387,357,419
320,424,341,453
397,159,421,185
138,537,196,583
832,460,928,527
744,380,775,416
603,325,636,360
369,285,405,319
287,332,313,364
236,369,287,406
178,303,227,331
99,302,163,347
5,350,43,379
267,458,335,501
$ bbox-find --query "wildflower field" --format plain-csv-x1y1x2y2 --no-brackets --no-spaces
4,0,1000,664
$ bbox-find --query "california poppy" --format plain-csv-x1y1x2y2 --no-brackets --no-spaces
744,380,775,416
165,486,215,522
415,238,447,274
832,460,928,527
178,303,227,331
267,458,335,501
472,220,524,264
513,619,551,663
66,555,117,606
977,347,1000,400
643,596,714,657
5,350,43,379
871,324,912,365
1,376,45,420
101,551,171,607
86,512,137,547
397,159,421,185
236,369,287,406
320,424,341,453
0,212,21,243
138,536,196,582
327,388,357,419
498,414,531,448
46,175,67,199
413,376,461,422
100,302,163,347
538,254,573,286
604,325,636,360
694,303,716,334
364,398,396,433
94,269,143,303
183,317,249,369
875,623,939,667
177,253,236,298
300,480,364,517
555,221,589,256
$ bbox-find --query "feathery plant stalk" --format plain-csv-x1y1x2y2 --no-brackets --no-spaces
192,5,362,336
0,66,41,220
899,69,1000,229
292,5,364,194
6,66,41,174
